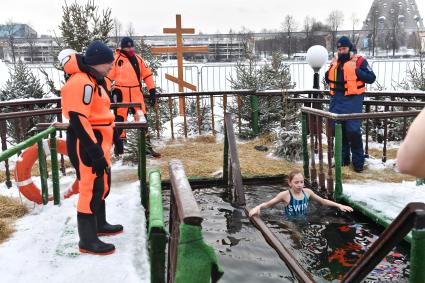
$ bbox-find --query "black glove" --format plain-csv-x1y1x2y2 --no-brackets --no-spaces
86,144,109,176
148,88,157,107
92,156,110,177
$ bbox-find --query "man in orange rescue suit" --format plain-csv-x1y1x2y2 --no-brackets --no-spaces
108,36,160,157
61,40,123,255
325,36,376,173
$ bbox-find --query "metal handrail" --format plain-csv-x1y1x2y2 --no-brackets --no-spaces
342,203,425,283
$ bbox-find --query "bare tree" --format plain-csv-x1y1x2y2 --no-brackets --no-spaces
327,10,344,55
350,13,359,46
126,22,135,37
387,1,405,56
281,15,297,58
238,26,254,60
4,19,17,64
113,18,122,48
24,25,37,63
303,16,315,51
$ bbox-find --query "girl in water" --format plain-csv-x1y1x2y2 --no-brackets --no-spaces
249,170,353,217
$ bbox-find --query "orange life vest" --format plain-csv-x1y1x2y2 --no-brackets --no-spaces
328,55,366,96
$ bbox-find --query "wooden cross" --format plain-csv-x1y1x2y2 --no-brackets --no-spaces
151,14,208,116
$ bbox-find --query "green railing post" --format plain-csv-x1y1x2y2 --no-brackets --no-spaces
50,130,60,205
334,122,343,201
148,170,166,283
301,113,310,179
139,129,147,208
37,140,49,205
410,228,425,283
223,123,229,185
416,178,425,186
250,95,259,135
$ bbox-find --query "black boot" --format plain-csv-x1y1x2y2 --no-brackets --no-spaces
114,138,124,156
96,200,124,236
77,212,115,255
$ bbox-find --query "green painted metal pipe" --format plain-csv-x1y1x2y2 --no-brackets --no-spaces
250,95,259,135
416,178,425,186
334,122,343,201
49,131,60,205
410,229,425,283
223,127,229,185
340,194,412,243
139,129,147,208
148,170,166,283
37,140,49,205
302,113,310,179
0,127,56,162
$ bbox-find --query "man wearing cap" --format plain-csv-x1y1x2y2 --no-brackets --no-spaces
61,40,123,255
325,36,376,173
108,36,160,157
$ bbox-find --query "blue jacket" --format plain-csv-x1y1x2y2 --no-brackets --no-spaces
325,56,376,114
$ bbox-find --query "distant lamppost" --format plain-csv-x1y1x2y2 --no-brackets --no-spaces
306,45,329,91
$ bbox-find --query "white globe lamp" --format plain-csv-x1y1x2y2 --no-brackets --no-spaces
306,45,328,90
306,45,328,73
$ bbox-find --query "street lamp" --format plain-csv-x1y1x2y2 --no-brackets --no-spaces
306,45,328,90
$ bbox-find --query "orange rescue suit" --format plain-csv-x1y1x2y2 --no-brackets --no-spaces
328,55,366,96
61,53,115,214
108,49,155,138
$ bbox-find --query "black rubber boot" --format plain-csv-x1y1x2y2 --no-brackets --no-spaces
114,138,124,156
96,200,124,236
77,212,115,255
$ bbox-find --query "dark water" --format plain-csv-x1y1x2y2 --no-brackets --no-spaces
164,185,409,282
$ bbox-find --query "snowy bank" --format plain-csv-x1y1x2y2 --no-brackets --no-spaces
0,166,149,283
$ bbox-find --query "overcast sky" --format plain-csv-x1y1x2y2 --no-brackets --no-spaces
1,0,424,36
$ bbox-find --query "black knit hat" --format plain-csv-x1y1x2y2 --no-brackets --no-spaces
336,36,353,50
120,37,134,48
84,40,114,66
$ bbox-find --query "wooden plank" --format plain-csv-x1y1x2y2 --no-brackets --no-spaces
168,159,203,225
165,74,197,91
224,113,246,205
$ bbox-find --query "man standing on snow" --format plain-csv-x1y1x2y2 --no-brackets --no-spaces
107,36,160,157
60,41,123,255
325,36,376,173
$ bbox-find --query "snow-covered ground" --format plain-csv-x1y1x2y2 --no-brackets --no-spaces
0,164,149,283
344,181,425,221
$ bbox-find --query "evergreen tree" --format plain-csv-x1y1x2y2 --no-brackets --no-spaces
1,61,53,143
228,50,301,161
59,0,113,52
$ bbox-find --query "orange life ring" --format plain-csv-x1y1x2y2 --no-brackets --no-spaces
14,139,79,204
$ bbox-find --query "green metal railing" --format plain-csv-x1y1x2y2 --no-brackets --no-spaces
148,170,167,283
0,127,61,205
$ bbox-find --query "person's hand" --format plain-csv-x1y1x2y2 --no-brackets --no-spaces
338,204,353,212
148,88,157,107
249,206,261,217
92,156,109,177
